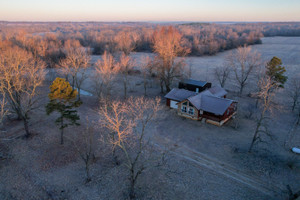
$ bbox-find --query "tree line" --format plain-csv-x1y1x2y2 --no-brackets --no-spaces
1,22,300,63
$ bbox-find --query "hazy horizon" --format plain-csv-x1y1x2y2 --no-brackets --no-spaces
1,0,300,22
1,20,300,23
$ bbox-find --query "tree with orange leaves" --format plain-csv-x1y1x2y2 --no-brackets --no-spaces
93,51,120,100
114,31,138,55
59,39,91,101
46,77,81,144
152,26,190,92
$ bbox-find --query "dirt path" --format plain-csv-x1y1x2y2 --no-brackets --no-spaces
153,135,286,199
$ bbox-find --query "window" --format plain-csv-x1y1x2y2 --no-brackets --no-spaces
188,108,194,115
181,105,187,113
183,102,188,105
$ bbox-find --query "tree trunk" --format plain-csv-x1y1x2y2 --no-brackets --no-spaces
239,85,244,97
164,75,171,92
221,81,225,88
165,81,171,92
160,80,164,93
255,98,259,108
71,77,75,89
129,170,136,199
249,116,262,152
112,147,119,165
248,132,257,153
61,117,64,145
124,81,127,99
23,117,30,138
14,94,22,120
85,161,91,182
77,88,81,101
144,82,147,96
15,107,22,120
292,100,296,111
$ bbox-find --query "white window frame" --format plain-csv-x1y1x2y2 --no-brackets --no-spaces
188,107,194,115
181,105,187,113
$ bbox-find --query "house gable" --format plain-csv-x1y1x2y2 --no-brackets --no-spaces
177,100,198,120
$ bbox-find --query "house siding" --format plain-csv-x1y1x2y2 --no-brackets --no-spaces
221,102,237,121
177,100,199,120
177,100,237,125
166,99,170,107
202,112,222,122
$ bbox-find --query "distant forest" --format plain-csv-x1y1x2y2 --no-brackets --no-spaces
0,22,299,67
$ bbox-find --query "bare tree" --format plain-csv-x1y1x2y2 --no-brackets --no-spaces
152,26,190,92
99,99,132,165
254,65,266,108
0,93,9,127
214,65,231,88
288,77,300,111
0,46,45,137
249,76,277,152
141,56,155,96
99,97,162,199
59,46,90,101
119,53,134,99
93,51,120,101
68,122,95,183
114,31,138,55
227,46,261,96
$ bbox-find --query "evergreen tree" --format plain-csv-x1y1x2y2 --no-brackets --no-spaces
266,56,288,88
46,78,81,144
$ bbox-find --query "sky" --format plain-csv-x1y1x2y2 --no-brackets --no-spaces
0,0,299,22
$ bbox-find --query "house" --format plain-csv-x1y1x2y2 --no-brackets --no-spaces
165,85,237,126
179,79,212,93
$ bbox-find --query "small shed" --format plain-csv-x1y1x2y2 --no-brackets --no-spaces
179,79,212,93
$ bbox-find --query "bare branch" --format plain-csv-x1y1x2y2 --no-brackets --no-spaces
98,97,163,199
0,45,46,137
227,45,261,96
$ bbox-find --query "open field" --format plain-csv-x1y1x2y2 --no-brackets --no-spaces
0,37,299,200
